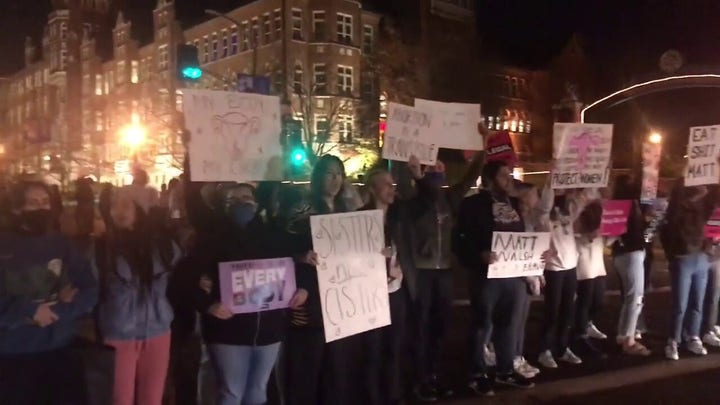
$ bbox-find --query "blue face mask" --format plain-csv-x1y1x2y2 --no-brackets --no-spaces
425,172,446,188
229,202,257,227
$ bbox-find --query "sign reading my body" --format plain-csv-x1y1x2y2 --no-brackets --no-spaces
313,214,384,257
493,233,540,261
688,126,719,179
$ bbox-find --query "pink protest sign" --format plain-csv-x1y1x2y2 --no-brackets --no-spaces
485,130,517,167
705,208,720,239
219,257,296,314
601,200,632,236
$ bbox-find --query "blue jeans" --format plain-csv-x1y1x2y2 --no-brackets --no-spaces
208,342,282,405
614,251,646,338
670,253,710,342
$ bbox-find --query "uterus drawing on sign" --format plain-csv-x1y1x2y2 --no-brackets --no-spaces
568,132,603,171
212,112,262,159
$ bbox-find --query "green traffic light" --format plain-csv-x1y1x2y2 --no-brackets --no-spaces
291,149,306,164
182,67,203,80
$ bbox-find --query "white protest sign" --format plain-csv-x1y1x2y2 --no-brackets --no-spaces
552,123,613,189
310,210,391,342
488,232,551,278
183,89,283,182
641,141,662,203
414,98,483,151
685,125,720,187
382,102,439,165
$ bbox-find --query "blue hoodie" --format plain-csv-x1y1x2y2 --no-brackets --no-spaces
0,232,98,355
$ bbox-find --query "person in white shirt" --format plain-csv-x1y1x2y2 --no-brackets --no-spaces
535,180,597,369
126,168,160,213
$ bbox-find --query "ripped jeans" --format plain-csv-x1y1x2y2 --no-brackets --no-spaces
614,250,646,338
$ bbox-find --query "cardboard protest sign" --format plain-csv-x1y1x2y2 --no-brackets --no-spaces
488,232,551,278
705,208,720,239
414,98,483,151
218,258,296,314
485,130,517,167
641,142,662,203
382,102,439,165
601,200,632,236
310,210,391,342
552,123,613,189
182,89,283,182
685,125,720,187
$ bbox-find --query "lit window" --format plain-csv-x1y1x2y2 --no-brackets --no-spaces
503,119,509,130
221,30,228,57
158,45,169,70
518,120,524,133
337,65,353,93
338,114,353,142
336,13,353,44
526,120,532,133
95,111,104,131
131,60,139,83
487,116,494,129
362,25,373,53
313,11,326,41
241,22,249,51
95,74,103,95
176,93,183,112
203,36,209,62
313,63,326,94
273,9,282,38
252,18,260,47
82,74,91,94
263,14,271,44
104,73,110,94
117,61,125,83
494,116,501,130
212,33,218,60
510,119,517,132
231,27,238,54
292,9,303,40
293,64,303,93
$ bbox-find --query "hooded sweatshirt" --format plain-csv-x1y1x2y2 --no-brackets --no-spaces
0,232,98,354
536,185,598,271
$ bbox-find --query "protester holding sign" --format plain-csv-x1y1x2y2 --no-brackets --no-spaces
660,176,720,360
610,176,652,356
283,155,358,405
536,167,599,369
455,160,537,396
188,182,304,405
405,127,486,402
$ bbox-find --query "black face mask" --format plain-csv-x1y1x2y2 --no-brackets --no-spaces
18,209,52,235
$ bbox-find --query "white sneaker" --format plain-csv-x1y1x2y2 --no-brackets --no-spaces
713,325,720,336
513,357,537,378
687,338,708,356
586,323,608,340
538,350,558,369
559,348,583,365
665,340,679,360
702,332,720,348
635,331,643,340
520,357,540,375
483,345,497,367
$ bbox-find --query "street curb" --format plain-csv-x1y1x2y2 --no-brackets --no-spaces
452,286,671,307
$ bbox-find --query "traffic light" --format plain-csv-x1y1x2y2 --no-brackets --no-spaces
176,44,202,81
290,148,306,165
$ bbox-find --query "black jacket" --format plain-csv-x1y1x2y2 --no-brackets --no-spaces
661,185,719,260
189,219,288,346
612,200,647,255
454,189,522,277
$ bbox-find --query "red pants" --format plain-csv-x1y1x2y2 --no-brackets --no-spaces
106,333,171,405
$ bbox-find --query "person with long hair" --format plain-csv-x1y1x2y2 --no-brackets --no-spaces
283,154,356,405
96,186,180,405
611,175,651,356
660,180,719,360
456,161,536,396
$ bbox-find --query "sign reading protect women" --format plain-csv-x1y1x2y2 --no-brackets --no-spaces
552,123,613,189
488,232,551,278
310,210,391,342
218,258,296,314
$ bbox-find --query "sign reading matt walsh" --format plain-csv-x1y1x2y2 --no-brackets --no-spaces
430,0,475,21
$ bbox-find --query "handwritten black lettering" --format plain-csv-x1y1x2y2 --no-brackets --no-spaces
314,213,384,258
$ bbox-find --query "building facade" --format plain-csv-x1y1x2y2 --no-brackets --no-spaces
0,0,381,186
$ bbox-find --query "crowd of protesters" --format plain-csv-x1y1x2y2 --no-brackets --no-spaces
2,125,720,405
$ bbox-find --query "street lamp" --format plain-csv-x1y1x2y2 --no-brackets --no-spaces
648,132,663,144
121,123,147,150
205,9,258,76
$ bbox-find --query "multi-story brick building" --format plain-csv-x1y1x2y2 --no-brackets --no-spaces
0,0,381,186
